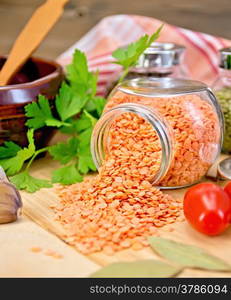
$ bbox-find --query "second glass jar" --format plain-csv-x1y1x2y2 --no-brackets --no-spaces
213,47,231,153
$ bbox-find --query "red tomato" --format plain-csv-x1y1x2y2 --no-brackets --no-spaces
184,183,231,236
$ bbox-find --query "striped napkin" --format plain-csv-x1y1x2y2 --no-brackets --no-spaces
57,14,231,96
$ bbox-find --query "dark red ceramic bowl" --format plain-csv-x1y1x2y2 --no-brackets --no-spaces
0,57,63,148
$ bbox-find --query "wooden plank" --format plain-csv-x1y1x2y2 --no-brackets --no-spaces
0,215,100,277
20,154,231,278
1,0,231,59
2,0,231,278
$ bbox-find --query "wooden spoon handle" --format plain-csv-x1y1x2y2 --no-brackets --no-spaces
0,0,68,86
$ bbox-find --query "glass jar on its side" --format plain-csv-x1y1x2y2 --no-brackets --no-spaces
213,47,231,153
92,78,223,189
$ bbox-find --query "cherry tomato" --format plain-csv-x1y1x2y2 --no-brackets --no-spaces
184,183,231,236
224,181,231,201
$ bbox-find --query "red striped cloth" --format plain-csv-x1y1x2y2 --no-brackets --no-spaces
57,15,231,96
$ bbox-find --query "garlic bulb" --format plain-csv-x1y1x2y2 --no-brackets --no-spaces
0,167,22,224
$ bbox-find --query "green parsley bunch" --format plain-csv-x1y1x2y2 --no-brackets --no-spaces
0,26,162,192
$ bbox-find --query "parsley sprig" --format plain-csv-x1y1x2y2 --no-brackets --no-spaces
0,26,162,192
0,130,52,192
0,49,104,192
112,24,163,82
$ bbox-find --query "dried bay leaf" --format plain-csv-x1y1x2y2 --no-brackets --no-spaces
90,259,182,278
149,237,231,271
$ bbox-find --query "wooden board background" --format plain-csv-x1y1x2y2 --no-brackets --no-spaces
1,0,231,59
0,216,99,277
1,0,231,278
16,154,231,278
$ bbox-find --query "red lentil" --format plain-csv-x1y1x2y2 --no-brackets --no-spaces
43,249,64,259
30,247,64,259
106,92,220,187
44,249,56,256
54,93,218,255
30,247,42,253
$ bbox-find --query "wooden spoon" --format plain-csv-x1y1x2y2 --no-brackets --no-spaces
0,0,69,86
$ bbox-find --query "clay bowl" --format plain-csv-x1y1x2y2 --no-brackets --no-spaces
0,56,63,148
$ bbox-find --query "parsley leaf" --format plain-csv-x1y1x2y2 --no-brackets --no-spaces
59,118,79,135
76,110,97,133
25,95,64,129
11,171,52,193
49,137,78,165
52,164,82,185
66,49,98,96
58,109,98,135
3,32,166,192
92,97,106,116
75,111,97,174
58,109,98,136
0,129,35,176
0,141,21,159
84,96,106,117
112,25,163,82
78,147,96,174
67,49,88,90
78,127,93,147
55,82,88,121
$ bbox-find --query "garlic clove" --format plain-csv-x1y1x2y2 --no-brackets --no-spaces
0,167,22,224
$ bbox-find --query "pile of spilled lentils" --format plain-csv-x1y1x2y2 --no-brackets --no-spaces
54,92,219,255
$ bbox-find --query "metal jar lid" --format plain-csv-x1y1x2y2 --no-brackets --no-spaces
135,42,185,69
220,47,231,69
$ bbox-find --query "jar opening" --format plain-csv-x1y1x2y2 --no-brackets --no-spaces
91,103,173,185
135,42,185,69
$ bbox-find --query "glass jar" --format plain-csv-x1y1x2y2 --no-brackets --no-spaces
92,78,223,189
106,42,188,96
213,47,231,153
